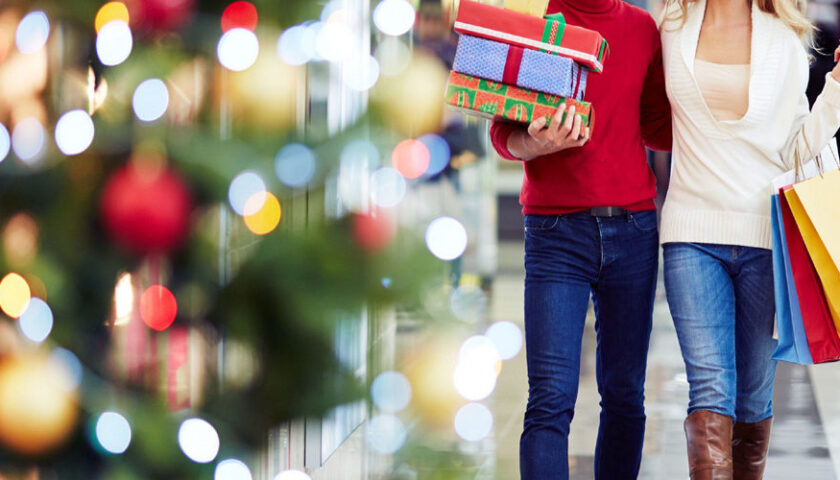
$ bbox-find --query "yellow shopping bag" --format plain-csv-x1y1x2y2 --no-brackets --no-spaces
786,169,840,330
503,0,550,16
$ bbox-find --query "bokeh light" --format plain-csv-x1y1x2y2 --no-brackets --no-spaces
315,21,353,62
16,11,50,54
139,285,177,331
18,297,53,343
3,213,39,267
343,54,380,91
218,28,259,72
340,140,378,212
453,335,501,402
425,217,468,261
228,171,267,216
96,20,133,66
55,110,95,156
302,22,323,62
277,25,311,66
50,348,83,392
221,1,258,32
486,321,524,361
450,285,488,323
373,0,416,36
353,211,395,251
418,134,450,177
275,144,316,188
95,411,132,454
95,2,130,33
215,458,253,480
366,413,406,454
0,273,31,318
243,192,281,235
132,79,169,122
375,37,411,76
391,139,430,179
0,123,10,162
11,118,46,164
178,418,220,463
113,273,134,326
454,403,493,442
370,167,406,208
371,371,412,413
274,471,311,480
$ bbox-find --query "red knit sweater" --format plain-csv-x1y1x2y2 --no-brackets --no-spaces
490,0,672,215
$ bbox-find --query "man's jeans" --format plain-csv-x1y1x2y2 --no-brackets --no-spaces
663,242,777,423
520,210,659,480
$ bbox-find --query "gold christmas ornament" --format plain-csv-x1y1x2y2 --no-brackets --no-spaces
0,353,79,455
402,337,462,431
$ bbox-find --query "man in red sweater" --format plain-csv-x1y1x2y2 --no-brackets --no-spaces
489,0,671,478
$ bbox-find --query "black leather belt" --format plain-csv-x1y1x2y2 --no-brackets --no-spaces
588,206,630,217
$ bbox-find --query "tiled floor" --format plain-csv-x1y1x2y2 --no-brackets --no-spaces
488,241,838,480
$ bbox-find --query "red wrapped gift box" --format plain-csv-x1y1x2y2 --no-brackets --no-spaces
454,0,608,73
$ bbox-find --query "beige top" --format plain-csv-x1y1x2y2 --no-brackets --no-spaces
694,58,751,122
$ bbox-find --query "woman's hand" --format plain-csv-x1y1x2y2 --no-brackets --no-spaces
832,46,840,82
507,103,591,161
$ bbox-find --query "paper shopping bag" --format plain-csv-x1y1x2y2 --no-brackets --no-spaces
771,195,811,363
779,188,840,363
771,195,813,364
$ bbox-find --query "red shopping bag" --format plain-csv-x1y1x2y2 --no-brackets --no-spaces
779,187,840,363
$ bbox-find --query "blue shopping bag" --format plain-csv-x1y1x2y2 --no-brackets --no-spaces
771,194,813,364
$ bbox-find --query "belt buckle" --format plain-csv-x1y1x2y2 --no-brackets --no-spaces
590,206,625,217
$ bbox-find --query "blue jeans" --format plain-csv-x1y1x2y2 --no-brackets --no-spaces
521,210,659,480
663,242,777,423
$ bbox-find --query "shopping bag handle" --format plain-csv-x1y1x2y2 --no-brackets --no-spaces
794,126,840,182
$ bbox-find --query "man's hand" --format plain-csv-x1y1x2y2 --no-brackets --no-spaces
507,103,591,161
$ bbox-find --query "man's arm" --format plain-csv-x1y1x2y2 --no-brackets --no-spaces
489,104,591,161
640,24,672,152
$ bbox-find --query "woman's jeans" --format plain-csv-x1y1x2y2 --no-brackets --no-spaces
663,242,778,423
521,210,659,480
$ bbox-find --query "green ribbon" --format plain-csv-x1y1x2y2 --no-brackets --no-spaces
540,12,566,53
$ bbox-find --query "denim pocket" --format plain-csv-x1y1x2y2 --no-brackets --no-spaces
524,215,561,233
630,210,658,233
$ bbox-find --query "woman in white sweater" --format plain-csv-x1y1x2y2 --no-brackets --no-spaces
660,0,840,478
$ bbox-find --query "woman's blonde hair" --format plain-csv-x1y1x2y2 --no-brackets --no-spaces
663,0,814,39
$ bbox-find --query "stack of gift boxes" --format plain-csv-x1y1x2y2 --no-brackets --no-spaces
445,0,608,131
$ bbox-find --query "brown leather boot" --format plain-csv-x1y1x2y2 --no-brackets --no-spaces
684,410,734,480
732,418,772,480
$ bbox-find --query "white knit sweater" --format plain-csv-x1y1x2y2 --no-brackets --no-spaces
660,0,840,249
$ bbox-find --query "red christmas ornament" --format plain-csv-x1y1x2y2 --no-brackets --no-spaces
353,210,396,251
221,1,258,32
129,0,195,32
100,163,192,254
140,285,177,331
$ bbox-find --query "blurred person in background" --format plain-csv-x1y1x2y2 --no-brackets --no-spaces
660,0,840,477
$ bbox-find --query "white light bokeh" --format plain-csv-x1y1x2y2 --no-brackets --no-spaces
301,22,323,62
373,0,416,36
315,21,353,62
50,348,83,392
15,11,50,54
371,371,412,413
228,171,267,216
275,143,316,188
0,123,10,162
18,297,53,343
277,25,311,66
366,414,406,454
450,285,488,324
55,110,95,156
132,78,170,122
178,418,220,464
375,37,411,76
95,411,132,454
320,0,343,21
454,403,493,442
453,336,501,402
274,471,312,480
11,117,46,164
96,20,133,66
215,459,253,480
425,217,468,261
218,28,259,72
343,54,380,92
486,321,523,361
418,134,450,177
370,167,406,208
